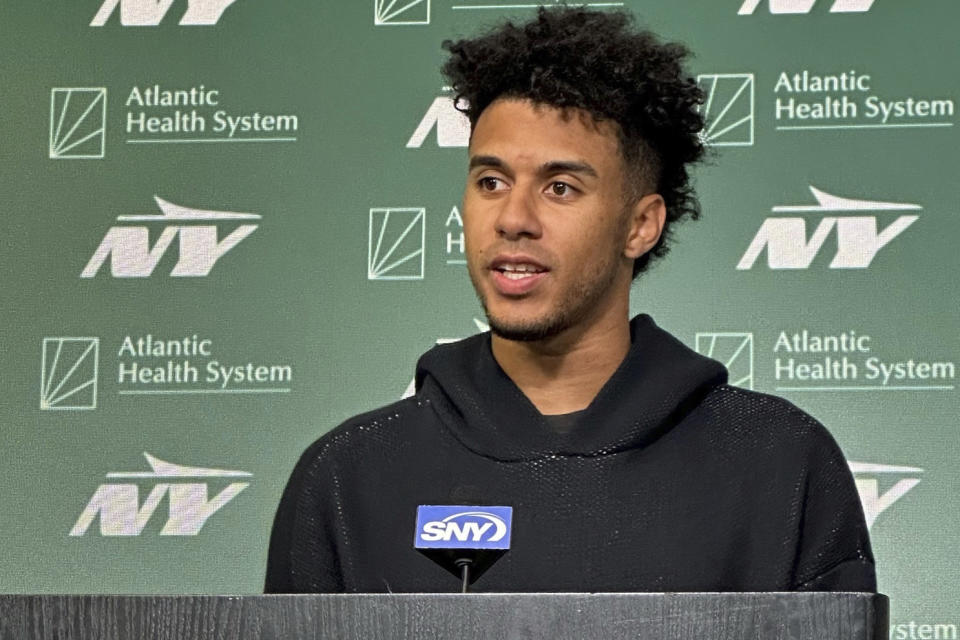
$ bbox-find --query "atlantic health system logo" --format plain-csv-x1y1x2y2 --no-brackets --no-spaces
49,88,107,159
375,0,429,25
697,74,755,146
40,337,100,410
377,0,626,26
368,207,426,280
82,196,261,278
738,186,919,270
695,332,754,389
71,452,251,536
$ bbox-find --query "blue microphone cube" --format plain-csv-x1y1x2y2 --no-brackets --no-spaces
414,505,513,550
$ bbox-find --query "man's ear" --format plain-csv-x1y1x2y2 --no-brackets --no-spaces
623,193,666,259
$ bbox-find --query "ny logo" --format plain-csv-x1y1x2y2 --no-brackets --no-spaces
91,0,238,26
82,196,260,278
738,0,876,14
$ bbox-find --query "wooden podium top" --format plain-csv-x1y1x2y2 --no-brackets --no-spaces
0,592,887,640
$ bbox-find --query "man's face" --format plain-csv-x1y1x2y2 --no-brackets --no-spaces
464,98,648,341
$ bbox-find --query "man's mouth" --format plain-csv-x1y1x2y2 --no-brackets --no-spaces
494,263,548,280
488,257,550,295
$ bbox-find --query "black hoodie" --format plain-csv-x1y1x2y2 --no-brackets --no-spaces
265,315,875,593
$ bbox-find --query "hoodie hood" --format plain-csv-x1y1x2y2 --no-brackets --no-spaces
414,314,727,461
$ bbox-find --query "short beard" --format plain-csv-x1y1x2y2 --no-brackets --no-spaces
474,255,621,343
484,307,571,342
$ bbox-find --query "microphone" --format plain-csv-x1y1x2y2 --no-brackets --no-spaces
414,505,512,593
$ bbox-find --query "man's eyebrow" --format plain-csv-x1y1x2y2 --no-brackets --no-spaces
540,160,598,179
468,155,506,171
468,156,598,179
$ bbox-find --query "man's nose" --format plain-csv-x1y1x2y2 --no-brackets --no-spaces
494,187,543,240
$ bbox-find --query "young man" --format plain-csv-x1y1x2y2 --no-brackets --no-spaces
265,8,875,593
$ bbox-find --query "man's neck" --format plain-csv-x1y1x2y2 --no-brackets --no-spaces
490,311,632,416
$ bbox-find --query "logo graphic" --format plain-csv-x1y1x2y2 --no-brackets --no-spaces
452,0,623,11
368,208,426,280
738,0,876,14
40,337,99,410
70,452,251,536
415,506,512,548
738,186,920,270
849,461,922,530
49,88,107,159
91,0,239,26
695,332,754,389
697,74,754,146
82,196,260,278
375,0,429,25
407,93,470,148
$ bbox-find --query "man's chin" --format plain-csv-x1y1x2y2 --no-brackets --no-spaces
486,314,568,342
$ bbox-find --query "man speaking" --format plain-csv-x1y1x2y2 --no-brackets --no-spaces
265,7,875,593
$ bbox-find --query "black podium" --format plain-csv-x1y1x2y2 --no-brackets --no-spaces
0,593,887,639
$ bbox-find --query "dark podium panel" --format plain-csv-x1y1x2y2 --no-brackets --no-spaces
0,593,887,640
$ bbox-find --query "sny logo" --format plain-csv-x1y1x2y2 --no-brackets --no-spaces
738,0,876,14
415,506,512,549
737,186,918,270
82,196,260,278
71,452,251,536
91,0,238,26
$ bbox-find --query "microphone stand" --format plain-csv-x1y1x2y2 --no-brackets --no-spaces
455,558,472,594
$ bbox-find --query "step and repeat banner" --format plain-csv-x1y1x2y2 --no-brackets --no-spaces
1,0,957,633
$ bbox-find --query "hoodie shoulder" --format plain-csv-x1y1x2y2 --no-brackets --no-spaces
297,395,435,467
414,332,489,393
699,384,851,464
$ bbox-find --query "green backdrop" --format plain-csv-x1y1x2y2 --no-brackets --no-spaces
1,0,957,635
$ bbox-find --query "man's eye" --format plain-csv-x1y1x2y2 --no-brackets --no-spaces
550,182,573,197
478,177,502,191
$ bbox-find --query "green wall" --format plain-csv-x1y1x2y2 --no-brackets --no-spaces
1,0,956,633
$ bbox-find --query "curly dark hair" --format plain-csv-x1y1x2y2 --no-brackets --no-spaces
442,7,706,277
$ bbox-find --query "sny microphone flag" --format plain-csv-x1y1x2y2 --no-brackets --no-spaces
414,506,512,550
